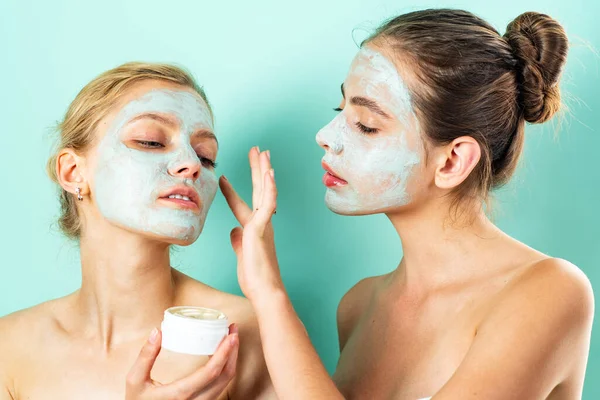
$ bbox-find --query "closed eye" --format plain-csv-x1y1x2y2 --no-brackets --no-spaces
198,156,217,169
136,140,164,148
136,140,217,169
355,122,379,134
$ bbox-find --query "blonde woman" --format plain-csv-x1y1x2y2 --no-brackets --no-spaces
0,63,273,399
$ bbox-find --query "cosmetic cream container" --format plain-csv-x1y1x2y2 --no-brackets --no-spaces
161,306,229,356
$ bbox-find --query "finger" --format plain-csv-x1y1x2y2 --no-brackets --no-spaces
163,333,238,398
254,169,278,230
228,323,239,335
249,147,262,209
198,333,239,398
222,333,239,378
126,328,162,387
230,227,244,256
262,149,273,172
219,176,252,226
256,151,271,209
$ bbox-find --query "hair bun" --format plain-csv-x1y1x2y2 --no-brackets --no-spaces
504,12,568,124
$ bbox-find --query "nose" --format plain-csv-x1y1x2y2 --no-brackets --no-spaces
168,148,202,181
170,162,200,180
316,120,343,155
315,128,329,150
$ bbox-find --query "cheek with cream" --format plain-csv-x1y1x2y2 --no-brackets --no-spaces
93,89,218,242
317,47,422,214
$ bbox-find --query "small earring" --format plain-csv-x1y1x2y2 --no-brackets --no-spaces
75,187,83,201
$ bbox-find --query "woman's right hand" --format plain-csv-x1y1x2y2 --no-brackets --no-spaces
125,326,239,400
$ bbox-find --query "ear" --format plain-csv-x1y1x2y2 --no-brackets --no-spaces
434,136,481,190
56,148,90,199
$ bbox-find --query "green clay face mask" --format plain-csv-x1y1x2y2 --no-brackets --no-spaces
316,47,421,214
93,89,217,242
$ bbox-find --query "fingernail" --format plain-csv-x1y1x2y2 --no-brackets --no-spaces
222,175,228,182
256,146,260,152
148,328,158,344
269,169,275,179
267,150,271,160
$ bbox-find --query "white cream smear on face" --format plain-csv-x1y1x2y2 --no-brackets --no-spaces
94,89,218,242
317,47,421,214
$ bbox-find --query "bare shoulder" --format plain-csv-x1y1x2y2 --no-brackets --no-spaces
0,299,64,399
0,310,24,397
175,271,274,399
482,257,594,340
0,300,58,354
503,258,591,319
337,274,387,350
337,275,382,323
436,258,596,398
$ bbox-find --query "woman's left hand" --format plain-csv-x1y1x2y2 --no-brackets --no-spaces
219,146,283,304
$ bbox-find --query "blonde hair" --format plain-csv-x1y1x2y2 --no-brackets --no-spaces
47,62,212,239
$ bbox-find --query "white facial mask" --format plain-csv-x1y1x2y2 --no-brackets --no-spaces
93,89,218,242
316,47,421,214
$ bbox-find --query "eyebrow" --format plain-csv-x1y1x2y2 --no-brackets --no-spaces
341,83,392,120
128,112,178,127
193,130,219,148
128,112,219,147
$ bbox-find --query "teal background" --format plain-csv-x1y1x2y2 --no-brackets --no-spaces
1,0,598,397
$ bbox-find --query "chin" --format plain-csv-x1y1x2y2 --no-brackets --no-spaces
324,200,375,216
166,238,196,246
135,224,202,246
324,196,410,216
163,227,202,245
163,231,197,245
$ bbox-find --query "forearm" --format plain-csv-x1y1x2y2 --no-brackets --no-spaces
253,290,344,400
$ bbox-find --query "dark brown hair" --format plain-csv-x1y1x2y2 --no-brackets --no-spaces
366,9,568,205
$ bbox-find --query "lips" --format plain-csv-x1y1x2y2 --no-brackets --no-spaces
158,185,201,209
321,160,348,187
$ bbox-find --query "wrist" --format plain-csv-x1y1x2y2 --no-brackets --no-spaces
250,286,292,319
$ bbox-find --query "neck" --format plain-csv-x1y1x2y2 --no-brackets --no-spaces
75,225,176,350
387,198,503,291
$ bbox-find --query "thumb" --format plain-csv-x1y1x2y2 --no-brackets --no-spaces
126,328,162,388
230,227,243,257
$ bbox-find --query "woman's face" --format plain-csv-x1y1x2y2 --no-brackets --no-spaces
86,81,218,244
316,45,426,215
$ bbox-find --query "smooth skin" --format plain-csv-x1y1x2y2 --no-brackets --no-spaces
0,80,274,400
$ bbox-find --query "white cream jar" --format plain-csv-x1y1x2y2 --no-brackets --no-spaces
161,306,229,356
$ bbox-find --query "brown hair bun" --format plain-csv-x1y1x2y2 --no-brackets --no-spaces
504,12,568,124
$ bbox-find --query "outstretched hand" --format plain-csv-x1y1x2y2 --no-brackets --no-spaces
219,146,283,304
